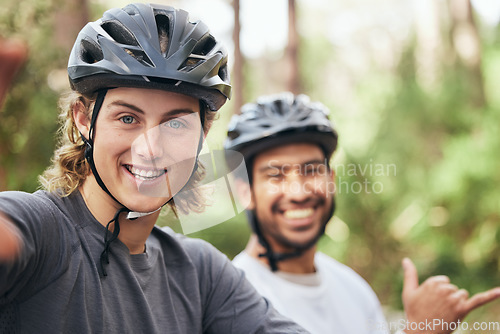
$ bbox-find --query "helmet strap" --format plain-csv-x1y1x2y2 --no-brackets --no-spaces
100,207,128,277
81,89,126,209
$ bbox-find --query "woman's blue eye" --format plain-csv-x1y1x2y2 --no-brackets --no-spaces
121,116,135,124
166,119,184,129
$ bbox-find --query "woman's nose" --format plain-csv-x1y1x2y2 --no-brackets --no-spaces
133,126,164,161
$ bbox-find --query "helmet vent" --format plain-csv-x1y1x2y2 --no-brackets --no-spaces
155,14,171,56
192,34,216,56
179,57,204,72
227,130,239,140
101,20,138,46
274,101,286,115
124,48,154,67
80,38,104,64
218,62,229,82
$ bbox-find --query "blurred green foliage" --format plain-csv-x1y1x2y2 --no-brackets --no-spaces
0,0,64,191
311,20,500,326
337,44,499,306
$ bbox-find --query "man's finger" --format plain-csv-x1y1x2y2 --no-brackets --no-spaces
402,257,419,299
450,288,469,303
423,275,450,285
464,287,500,313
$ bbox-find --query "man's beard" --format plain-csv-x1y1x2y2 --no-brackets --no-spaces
259,197,332,251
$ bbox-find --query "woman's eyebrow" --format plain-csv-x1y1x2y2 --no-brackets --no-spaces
107,100,197,117
108,100,144,114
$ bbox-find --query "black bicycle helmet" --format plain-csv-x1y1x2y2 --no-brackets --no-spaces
225,92,337,161
225,92,338,271
68,2,231,111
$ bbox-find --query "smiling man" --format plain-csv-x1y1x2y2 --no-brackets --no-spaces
224,92,500,334
225,93,387,333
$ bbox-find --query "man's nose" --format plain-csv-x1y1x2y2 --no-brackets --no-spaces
283,173,312,202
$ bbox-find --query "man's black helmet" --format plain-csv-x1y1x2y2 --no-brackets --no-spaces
68,3,231,111
225,92,337,160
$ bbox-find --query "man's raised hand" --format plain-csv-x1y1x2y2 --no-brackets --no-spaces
401,257,500,334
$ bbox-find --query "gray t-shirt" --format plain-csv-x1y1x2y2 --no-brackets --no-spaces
0,190,306,333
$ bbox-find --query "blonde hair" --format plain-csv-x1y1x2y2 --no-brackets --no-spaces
39,90,217,216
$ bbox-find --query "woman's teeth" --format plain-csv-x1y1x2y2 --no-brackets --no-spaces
128,166,165,180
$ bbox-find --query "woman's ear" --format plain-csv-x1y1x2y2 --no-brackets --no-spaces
73,100,90,140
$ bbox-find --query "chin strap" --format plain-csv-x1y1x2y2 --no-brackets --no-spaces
100,207,129,277
82,89,126,209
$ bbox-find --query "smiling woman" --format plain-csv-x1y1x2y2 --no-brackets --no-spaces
73,88,203,215
0,3,308,333
41,88,209,216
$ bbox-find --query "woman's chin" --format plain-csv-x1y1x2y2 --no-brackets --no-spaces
123,196,171,214
132,174,189,200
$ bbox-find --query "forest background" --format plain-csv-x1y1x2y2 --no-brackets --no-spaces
1,0,500,331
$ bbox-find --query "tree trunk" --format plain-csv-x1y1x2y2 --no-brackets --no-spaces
449,0,485,107
285,0,301,94
53,0,90,53
232,0,244,114
413,0,443,91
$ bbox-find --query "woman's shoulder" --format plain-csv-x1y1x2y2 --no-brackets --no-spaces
0,190,57,214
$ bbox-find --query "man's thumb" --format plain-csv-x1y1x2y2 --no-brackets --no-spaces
402,257,419,299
